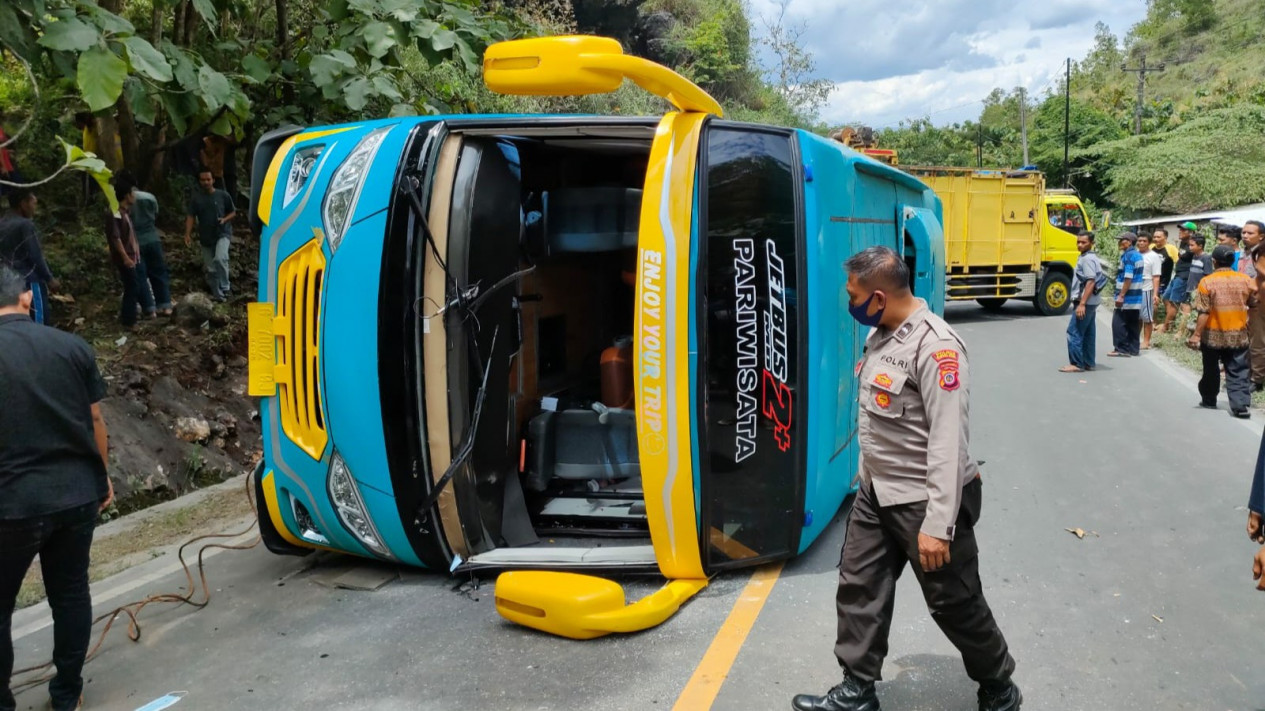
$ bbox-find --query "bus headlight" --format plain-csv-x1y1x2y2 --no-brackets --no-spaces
283,146,324,208
327,450,395,560
322,126,391,253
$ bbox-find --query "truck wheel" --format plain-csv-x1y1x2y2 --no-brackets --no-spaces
977,298,1007,311
1035,272,1072,316
254,461,313,557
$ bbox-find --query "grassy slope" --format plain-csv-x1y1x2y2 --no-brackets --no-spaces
1078,0,1265,119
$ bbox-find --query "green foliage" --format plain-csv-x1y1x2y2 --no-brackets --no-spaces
61,138,117,211
646,0,750,101
876,119,977,167
1030,95,1126,202
1,0,519,185
1080,0,1264,128
636,0,823,127
859,0,1265,217
1147,0,1219,33
755,2,832,124
678,13,743,86
77,46,129,112
1087,104,1265,212
0,0,838,200
301,0,517,117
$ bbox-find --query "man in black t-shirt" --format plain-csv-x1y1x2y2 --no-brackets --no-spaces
0,190,57,325
184,168,236,302
1162,232,1197,333
0,265,112,711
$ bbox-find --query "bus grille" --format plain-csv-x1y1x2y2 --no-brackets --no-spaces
276,240,328,459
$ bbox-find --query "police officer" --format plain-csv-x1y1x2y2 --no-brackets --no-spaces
793,247,1020,711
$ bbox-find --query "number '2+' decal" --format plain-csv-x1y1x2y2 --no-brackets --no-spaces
761,370,793,451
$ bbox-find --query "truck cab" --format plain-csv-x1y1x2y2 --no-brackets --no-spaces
1036,192,1093,315
246,35,946,639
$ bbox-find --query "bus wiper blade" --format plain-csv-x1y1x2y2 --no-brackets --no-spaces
416,325,498,534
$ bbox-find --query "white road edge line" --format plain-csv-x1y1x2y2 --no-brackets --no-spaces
1094,307,1263,437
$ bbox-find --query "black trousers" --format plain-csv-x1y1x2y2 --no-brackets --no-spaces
835,478,1014,685
137,242,170,312
1111,308,1141,355
1,503,97,711
116,263,141,327
1200,346,1251,411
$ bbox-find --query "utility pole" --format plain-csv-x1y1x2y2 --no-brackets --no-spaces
1063,58,1070,189
976,121,983,168
1019,86,1029,166
1121,54,1165,135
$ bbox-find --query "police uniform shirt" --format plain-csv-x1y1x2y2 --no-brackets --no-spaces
855,299,979,540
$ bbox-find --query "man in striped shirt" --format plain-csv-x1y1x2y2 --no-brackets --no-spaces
1109,232,1145,357
1188,245,1257,418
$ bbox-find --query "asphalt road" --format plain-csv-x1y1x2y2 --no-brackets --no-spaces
11,302,1265,711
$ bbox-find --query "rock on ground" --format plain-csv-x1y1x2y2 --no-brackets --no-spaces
175,292,217,328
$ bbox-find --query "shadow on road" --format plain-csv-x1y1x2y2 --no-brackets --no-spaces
878,653,977,709
942,304,1054,325
778,498,854,579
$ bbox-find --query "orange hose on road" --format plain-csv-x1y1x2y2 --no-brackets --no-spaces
10,476,261,696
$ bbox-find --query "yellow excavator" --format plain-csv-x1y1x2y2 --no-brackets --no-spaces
829,125,898,166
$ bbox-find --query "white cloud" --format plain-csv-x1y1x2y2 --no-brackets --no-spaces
748,0,1149,127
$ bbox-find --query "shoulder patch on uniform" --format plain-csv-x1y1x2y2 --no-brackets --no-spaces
933,347,961,391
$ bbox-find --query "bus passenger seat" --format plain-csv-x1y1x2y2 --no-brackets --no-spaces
523,408,641,492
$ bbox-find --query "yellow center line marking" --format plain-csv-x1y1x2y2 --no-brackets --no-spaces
673,561,784,710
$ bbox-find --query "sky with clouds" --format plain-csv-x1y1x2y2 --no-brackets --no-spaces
748,0,1150,128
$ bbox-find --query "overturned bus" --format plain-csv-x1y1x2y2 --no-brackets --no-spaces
246,35,946,639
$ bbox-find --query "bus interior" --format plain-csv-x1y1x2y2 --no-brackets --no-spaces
431,122,659,570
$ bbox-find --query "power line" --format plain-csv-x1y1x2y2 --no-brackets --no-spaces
1120,54,1166,135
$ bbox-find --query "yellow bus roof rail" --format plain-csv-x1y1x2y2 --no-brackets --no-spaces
483,35,724,117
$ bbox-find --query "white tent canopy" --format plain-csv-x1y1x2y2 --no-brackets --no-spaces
1121,202,1265,228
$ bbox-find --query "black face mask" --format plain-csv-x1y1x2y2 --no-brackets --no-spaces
848,291,885,327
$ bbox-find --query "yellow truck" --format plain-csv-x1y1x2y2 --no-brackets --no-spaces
902,166,1091,315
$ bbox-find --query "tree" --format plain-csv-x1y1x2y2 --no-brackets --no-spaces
876,119,977,167
1148,0,1218,33
1087,104,1265,212
0,0,517,190
757,0,832,124
1029,95,1126,203
663,0,754,100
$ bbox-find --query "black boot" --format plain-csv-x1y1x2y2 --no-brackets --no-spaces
977,679,1022,711
791,671,880,711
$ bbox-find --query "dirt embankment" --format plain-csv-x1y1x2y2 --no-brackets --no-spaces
41,218,263,514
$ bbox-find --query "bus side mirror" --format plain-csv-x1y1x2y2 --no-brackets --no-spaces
484,36,624,96
495,571,707,640
483,35,723,116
